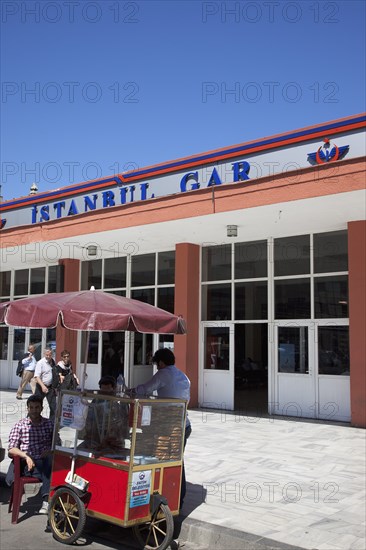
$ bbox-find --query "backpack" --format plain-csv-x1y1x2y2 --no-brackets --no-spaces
60,373,78,391
51,360,61,389
16,358,24,377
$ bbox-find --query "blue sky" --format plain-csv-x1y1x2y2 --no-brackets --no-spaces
1,0,365,201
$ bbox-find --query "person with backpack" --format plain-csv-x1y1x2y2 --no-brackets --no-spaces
16,344,37,400
56,350,79,390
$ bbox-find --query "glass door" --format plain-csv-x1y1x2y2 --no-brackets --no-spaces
201,323,234,410
274,322,316,418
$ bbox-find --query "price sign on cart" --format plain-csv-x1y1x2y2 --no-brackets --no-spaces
130,470,151,508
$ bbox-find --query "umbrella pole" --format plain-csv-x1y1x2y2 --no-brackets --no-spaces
81,331,90,391
69,331,90,482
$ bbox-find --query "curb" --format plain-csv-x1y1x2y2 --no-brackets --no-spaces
176,516,304,550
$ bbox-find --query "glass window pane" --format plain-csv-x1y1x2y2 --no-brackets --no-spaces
275,279,310,319
0,271,11,296
13,329,26,360
80,260,102,290
274,235,310,276
102,332,125,378
0,326,9,359
315,276,348,318
318,326,349,375
158,334,174,351
80,331,99,364
158,251,175,285
30,267,45,294
278,326,308,373
202,283,231,321
314,230,348,273
104,257,126,288
131,254,155,287
133,333,153,365
204,326,230,370
235,240,267,279
106,290,126,297
235,282,267,320
131,288,155,305
202,245,231,282
48,265,64,293
158,287,174,313
14,269,29,296
30,328,43,361
46,328,56,356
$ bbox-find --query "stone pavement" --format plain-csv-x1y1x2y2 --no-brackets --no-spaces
1,390,365,550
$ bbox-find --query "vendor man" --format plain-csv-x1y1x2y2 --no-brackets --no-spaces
7,394,53,514
131,348,191,508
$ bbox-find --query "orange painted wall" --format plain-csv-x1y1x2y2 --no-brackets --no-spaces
55,259,80,369
174,243,200,408
348,220,366,428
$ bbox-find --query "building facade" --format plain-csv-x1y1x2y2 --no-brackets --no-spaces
1,113,365,427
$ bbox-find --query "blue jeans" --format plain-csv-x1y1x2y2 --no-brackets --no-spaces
24,455,52,499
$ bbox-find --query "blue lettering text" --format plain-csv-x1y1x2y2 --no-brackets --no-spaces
232,161,250,181
102,190,115,208
67,200,79,216
84,194,98,212
180,171,200,192
54,201,65,218
207,167,222,186
40,205,49,222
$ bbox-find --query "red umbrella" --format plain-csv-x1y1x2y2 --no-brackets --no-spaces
0,288,186,388
0,289,186,334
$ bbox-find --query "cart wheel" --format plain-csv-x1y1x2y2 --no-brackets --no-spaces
133,502,174,550
49,487,86,545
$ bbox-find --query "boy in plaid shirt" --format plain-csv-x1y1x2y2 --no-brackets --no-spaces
8,394,53,514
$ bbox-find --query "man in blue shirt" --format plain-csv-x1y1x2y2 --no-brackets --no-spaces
133,348,192,508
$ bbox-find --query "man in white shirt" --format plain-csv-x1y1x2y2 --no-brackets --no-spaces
34,348,57,422
16,344,37,399
132,348,192,508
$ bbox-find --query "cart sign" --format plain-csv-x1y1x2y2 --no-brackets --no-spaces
130,470,151,508
60,394,88,430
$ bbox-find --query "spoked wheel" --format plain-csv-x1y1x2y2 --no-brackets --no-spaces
133,502,174,550
49,487,86,544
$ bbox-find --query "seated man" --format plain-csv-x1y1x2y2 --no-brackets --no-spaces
7,394,54,514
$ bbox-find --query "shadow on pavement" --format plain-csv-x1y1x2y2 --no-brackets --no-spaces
1,472,202,549
173,481,207,539
0,471,44,523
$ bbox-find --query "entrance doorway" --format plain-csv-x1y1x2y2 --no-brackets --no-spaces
201,323,268,413
234,324,268,415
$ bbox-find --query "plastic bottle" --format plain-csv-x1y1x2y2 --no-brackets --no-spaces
116,373,125,396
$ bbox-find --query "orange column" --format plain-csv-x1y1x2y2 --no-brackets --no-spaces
174,243,200,407
348,220,366,428
56,259,80,366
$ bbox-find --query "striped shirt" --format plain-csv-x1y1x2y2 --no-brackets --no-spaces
8,416,53,459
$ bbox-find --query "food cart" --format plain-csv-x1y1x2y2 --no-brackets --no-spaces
48,390,187,550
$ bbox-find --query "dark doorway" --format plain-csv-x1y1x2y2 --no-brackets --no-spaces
234,324,268,415
101,332,125,380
